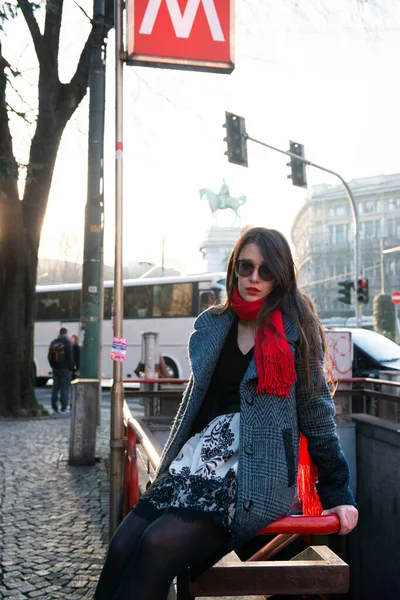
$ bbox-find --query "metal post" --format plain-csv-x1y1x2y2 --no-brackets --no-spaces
143,332,159,417
380,239,385,294
80,0,106,415
246,135,362,326
109,0,125,539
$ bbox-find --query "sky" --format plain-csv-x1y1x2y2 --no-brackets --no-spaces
4,0,400,274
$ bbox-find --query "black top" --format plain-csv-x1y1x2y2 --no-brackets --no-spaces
72,344,80,371
190,319,254,435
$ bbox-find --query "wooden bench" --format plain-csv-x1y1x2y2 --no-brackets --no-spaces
177,545,348,599
176,514,348,599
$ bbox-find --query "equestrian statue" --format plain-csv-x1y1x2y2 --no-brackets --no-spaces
199,180,247,225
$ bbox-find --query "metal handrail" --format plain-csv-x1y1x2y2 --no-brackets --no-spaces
340,377,400,387
123,401,160,470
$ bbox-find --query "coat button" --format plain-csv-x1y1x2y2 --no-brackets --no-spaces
245,396,254,406
245,444,254,455
243,500,253,512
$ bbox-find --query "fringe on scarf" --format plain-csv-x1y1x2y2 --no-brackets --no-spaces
297,433,322,516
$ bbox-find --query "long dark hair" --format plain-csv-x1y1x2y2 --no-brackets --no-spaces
221,226,327,388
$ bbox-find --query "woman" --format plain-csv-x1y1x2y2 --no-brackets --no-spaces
94,227,358,600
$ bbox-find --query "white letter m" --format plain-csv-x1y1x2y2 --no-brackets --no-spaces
139,0,225,41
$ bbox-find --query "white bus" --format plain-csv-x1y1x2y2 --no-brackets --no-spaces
34,272,226,385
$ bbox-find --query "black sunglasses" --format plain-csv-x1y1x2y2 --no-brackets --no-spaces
235,259,274,282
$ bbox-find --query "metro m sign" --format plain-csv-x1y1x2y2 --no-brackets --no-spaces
126,0,234,73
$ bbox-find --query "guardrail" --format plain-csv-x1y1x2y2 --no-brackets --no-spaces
335,376,400,421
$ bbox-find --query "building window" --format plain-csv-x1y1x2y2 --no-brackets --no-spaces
396,198,400,209
364,221,374,238
388,219,400,238
376,199,381,212
388,198,395,211
336,258,344,277
329,207,335,217
336,205,345,216
336,225,345,243
364,200,374,213
357,202,363,214
329,226,335,244
375,220,381,238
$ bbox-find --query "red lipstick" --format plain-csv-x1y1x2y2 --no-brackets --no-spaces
246,287,260,295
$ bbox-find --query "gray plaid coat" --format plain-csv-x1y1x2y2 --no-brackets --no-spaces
156,307,354,563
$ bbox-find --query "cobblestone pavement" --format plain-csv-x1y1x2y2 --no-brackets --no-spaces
0,409,112,599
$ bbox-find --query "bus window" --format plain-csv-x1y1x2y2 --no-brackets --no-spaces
103,287,113,319
124,285,152,318
153,283,193,317
36,290,72,321
71,290,81,321
199,291,216,313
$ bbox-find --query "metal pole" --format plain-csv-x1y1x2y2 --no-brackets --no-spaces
247,135,362,326
380,239,385,294
143,332,159,417
109,0,125,539
80,0,106,406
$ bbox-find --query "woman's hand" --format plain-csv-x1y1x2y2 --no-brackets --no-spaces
322,505,358,535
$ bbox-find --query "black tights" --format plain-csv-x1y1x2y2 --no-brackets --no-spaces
94,510,228,600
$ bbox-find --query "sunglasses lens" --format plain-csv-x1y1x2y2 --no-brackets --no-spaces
237,260,254,277
259,265,273,282
237,260,273,282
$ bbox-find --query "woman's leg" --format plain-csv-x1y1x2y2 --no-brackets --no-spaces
94,510,151,600
114,513,228,600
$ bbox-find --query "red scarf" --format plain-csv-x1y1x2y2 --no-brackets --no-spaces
231,286,322,515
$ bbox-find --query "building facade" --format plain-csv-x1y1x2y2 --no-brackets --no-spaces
291,173,400,320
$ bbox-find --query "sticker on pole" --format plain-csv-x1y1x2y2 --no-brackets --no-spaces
111,337,128,362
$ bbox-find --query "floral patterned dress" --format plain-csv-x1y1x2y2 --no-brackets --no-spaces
133,319,253,531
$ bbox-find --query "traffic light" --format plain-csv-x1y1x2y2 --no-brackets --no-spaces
338,280,353,305
356,278,369,304
223,112,248,167
287,141,307,188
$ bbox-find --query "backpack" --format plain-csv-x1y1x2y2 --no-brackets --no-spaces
48,338,66,369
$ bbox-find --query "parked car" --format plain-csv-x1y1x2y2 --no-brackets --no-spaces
326,327,400,378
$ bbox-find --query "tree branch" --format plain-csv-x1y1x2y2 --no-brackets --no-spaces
43,0,64,62
0,47,19,203
59,4,113,122
17,0,44,62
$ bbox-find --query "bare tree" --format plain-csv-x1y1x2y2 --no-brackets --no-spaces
0,0,113,416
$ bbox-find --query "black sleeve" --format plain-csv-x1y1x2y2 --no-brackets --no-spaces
74,345,80,370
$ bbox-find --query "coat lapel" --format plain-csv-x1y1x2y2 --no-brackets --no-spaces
189,308,235,389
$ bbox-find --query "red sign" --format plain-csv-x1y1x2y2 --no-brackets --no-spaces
126,0,234,73
392,291,400,305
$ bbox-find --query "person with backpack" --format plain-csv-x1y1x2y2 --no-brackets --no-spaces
48,327,74,414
